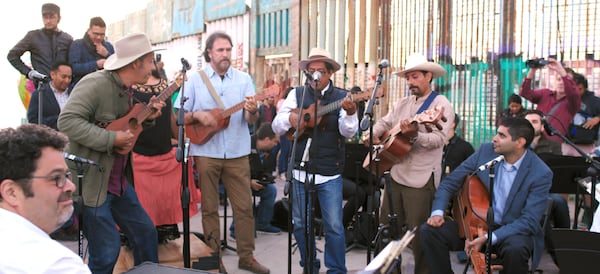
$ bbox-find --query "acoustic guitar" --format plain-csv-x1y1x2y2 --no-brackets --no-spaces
285,90,380,140
362,106,445,176
185,85,279,145
106,76,182,155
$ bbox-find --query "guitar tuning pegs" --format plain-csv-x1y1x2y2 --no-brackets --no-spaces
435,123,443,130
440,115,447,123
424,124,433,132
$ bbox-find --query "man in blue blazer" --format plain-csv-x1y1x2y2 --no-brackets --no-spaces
421,117,552,273
27,62,72,131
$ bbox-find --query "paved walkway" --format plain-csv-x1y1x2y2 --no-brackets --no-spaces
61,176,563,273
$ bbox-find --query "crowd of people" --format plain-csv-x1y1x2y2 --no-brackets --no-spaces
6,2,600,274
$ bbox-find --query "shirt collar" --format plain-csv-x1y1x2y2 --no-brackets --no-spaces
501,150,527,171
206,65,231,80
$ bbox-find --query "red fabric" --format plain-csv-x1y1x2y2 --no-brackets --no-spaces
132,148,200,225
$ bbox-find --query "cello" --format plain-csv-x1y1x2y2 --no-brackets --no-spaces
453,175,503,273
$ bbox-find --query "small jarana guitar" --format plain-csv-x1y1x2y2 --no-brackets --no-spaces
286,90,380,140
106,77,183,155
362,106,446,176
185,85,279,145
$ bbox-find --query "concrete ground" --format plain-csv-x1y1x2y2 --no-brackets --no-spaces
61,176,564,273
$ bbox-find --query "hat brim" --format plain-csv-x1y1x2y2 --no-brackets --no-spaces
104,48,162,71
394,63,446,78
298,57,341,72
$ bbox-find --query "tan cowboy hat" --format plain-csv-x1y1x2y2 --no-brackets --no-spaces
395,53,446,78
298,48,341,72
104,33,159,70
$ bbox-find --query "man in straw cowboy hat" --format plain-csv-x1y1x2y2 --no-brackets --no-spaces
174,31,269,274
272,47,358,273
58,33,168,274
365,53,454,274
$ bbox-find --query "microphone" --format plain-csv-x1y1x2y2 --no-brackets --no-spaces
312,71,322,82
542,116,555,136
378,59,390,69
477,155,504,171
63,152,98,166
28,70,50,82
180,58,191,70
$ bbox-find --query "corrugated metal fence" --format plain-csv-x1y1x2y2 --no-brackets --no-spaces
388,0,600,147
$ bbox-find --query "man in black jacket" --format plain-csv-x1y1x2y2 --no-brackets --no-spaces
27,62,72,130
7,3,73,83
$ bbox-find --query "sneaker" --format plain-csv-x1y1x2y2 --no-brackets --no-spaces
239,258,270,274
256,225,281,235
228,232,236,242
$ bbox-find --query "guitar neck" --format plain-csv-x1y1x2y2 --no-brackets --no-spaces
316,92,372,118
316,98,345,118
137,82,180,121
218,94,267,119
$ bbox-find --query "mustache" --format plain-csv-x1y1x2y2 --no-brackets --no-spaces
57,192,73,203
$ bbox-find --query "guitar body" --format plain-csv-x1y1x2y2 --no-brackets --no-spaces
362,106,446,176
362,129,412,176
106,103,147,155
285,104,321,140
185,108,230,145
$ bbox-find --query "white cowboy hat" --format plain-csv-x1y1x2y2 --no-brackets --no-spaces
395,53,446,78
298,48,341,72
104,33,159,71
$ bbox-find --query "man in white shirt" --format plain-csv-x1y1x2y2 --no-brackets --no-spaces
0,124,90,273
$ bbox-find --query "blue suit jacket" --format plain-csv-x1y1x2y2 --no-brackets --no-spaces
27,82,68,131
432,142,552,269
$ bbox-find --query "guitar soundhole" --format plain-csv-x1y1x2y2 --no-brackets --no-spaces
303,113,311,122
129,119,139,130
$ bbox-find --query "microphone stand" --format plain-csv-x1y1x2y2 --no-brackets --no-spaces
36,80,47,125
285,77,311,274
175,61,192,268
362,66,385,263
75,162,85,259
486,162,499,274
302,78,321,274
545,121,600,228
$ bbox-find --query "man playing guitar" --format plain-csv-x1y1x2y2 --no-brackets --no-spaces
174,31,269,274
364,54,454,274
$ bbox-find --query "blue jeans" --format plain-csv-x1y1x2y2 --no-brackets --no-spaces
230,183,277,233
278,135,291,175
292,177,346,274
83,184,158,274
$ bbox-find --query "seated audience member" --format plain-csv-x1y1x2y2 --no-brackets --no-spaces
27,62,73,131
524,109,570,264
421,118,552,273
0,124,91,273
498,93,527,124
564,70,600,155
230,123,282,238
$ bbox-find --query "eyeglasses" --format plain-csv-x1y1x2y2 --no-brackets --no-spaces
30,171,72,188
307,69,328,75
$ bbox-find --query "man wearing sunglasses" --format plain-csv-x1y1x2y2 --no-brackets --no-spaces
0,124,90,273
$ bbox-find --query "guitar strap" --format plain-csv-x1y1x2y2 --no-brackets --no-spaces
199,70,225,109
416,91,439,114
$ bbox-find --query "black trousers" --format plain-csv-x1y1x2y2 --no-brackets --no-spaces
420,220,533,274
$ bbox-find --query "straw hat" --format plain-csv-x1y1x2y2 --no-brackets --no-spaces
104,33,158,71
395,54,446,78
298,48,341,72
